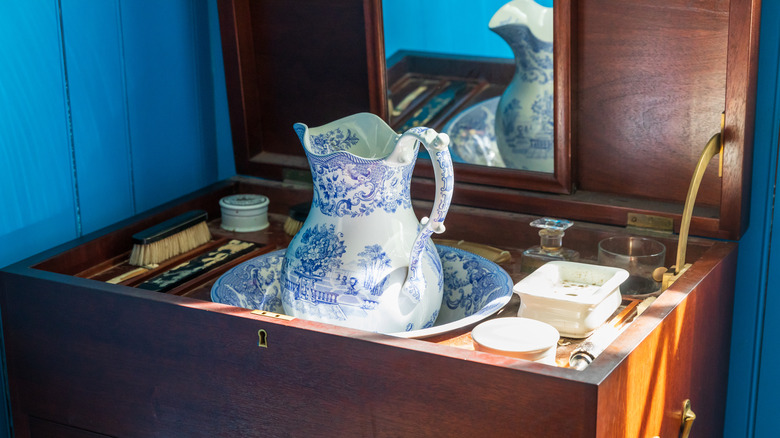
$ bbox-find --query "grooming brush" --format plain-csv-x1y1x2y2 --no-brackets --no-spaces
129,210,211,266
137,239,256,292
283,202,310,237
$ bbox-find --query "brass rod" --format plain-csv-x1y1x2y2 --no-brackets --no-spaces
676,133,721,274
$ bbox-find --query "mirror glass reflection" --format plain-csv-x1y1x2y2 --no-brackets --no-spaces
383,0,554,173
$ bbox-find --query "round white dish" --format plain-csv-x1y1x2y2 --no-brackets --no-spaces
211,245,513,339
471,317,559,365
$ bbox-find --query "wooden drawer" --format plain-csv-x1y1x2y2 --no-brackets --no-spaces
0,177,735,437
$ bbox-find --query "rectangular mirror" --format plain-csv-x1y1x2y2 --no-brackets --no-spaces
381,0,572,194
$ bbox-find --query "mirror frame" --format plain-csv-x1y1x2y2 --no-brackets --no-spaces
217,0,759,241
377,1,573,195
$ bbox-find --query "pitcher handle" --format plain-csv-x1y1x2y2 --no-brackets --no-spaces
398,127,454,303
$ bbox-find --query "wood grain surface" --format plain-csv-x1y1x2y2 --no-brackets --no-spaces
0,178,737,437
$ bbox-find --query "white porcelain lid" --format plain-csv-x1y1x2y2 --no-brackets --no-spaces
472,317,559,354
219,194,269,210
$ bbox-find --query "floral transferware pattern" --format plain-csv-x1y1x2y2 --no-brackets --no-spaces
285,113,454,333
490,0,554,172
211,245,513,339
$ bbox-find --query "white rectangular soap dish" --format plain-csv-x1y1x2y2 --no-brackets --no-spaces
514,261,629,338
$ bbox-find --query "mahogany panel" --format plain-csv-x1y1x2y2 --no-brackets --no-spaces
721,0,761,237
0,175,738,437
555,0,576,194
363,0,388,121
1,273,597,437
595,242,736,437
576,0,729,207
217,0,384,180
28,417,111,438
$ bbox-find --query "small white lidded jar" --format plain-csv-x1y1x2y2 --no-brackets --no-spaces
471,317,560,365
219,194,269,232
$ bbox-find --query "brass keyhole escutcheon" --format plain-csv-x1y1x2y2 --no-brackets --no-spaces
680,399,696,438
257,329,268,348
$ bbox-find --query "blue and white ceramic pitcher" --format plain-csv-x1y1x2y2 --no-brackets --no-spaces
490,0,554,172
282,113,454,333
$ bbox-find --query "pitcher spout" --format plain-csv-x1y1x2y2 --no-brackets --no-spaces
294,112,399,160
489,0,553,46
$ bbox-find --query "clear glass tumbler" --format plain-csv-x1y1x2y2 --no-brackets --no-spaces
597,236,666,296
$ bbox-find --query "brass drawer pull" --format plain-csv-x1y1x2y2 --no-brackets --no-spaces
681,399,696,438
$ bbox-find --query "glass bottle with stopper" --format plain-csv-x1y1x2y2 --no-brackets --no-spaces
521,218,580,273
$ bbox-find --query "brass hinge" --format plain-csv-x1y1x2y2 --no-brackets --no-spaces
251,309,295,321
626,213,674,234
718,111,725,177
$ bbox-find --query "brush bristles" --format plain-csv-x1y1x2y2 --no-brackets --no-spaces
283,216,303,237
129,221,211,266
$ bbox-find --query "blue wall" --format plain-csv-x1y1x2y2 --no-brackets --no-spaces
0,0,235,270
0,1,234,434
383,0,512,60
725,2,780,436
0,0,778,436
383,0,553,60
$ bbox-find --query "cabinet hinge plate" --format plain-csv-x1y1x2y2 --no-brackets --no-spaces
626,213,674,234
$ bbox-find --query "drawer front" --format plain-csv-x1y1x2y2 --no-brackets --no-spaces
1,273,597,437
595,244,736,437
29,417,112,438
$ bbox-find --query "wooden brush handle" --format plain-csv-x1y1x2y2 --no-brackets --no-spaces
132,210,208,244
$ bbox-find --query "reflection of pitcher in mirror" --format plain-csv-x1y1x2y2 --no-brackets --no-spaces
490,0,554,173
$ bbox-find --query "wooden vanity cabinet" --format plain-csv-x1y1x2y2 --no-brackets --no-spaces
0,0,758,437
0,185,736,437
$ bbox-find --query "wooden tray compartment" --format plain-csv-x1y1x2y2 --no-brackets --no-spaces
385,51,514,132
1,175,733,436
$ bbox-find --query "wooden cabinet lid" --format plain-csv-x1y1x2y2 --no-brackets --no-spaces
217,0,760,240
217,0,385,181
